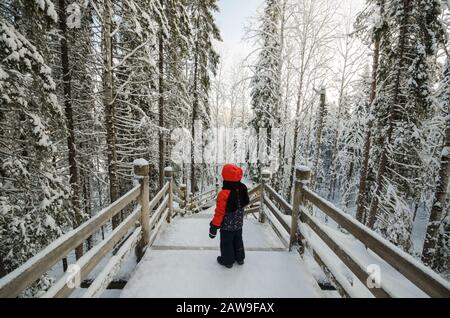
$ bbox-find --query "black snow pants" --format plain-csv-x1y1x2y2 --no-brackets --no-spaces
220,229,245,266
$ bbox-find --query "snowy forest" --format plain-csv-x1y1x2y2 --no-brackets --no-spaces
1,0,450,296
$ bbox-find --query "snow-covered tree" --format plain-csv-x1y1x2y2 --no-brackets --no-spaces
366,0,444,251
249,0,282,183
0,2,71,289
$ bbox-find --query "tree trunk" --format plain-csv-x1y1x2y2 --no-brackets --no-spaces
273,0,287,193
103,0,120,228
355,37,381,223
191,15,200,195
328,49,349,200
366,0,410,229
288,69,304,203
311,88,326,190
58,0,83,259
158,12,165,189
422,73,450,266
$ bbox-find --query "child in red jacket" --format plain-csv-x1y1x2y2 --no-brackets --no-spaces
209,164,249,268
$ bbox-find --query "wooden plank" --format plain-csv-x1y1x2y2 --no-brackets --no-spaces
82,227,141,298
244,206,260,215
261,205,289,248
173,196,183,205
263,196,291,234
42,206,141,298
248,195,260,206
300,211,391,298
173,208,185,215
137,174,150,260
80,279,127,290
149,195,169,228
311,249,350,298
248,184,261,197
265,184,293,215
149,208,170,246
0,185,140,298
197,198,216,210
191,189,215,202
149,182,169,212
303,188,450,298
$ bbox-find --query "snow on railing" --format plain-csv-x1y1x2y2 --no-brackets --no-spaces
257,166,450,298
0,160,176,298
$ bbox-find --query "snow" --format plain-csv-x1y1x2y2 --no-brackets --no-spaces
121,207,321,298
0,66,8,80
35,0,58,22
44,215,57,229
121,249,320,298
69,288,121,298
28,113,51,148
296,165,311,172
301,214,434,297
303,188,450,291
153,215,284,250
442,146,450,157
67,3,81,29
132,158,148,166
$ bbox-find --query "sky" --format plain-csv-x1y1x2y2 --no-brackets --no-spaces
214,0,265,69
214,0,366,76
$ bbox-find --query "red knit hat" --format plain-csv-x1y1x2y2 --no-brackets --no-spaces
221,164,243,182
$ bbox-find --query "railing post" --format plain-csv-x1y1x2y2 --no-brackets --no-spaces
164,167,174,222
259,169,271,223
133,159,150,261
290,166,311,252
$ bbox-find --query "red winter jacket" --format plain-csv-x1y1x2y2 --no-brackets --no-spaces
211,164,243,228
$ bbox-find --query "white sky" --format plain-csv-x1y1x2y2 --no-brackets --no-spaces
214,0,366,74
214,0,265,72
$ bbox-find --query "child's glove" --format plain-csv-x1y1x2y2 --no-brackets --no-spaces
209,222,219,239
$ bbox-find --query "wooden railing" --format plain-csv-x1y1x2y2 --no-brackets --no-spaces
3,162,449,298
186,188,217,212
255,167,450,298
0,160,175,298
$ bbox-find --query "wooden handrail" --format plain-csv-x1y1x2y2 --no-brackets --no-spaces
149,195,169,229
149,208,170,246
302,187,450,298
191,189,215,202
263,195,291,234
300,211,391,298
149,182,169,212
256,166,450,298
248,184,261,197
42,206,141,298
0,160,178,298
0,184,140,298
264,184,293,215
82,226,141,298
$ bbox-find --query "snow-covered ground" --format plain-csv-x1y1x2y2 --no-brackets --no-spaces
153,213,284,250
121,249,321,298
120,207,322,298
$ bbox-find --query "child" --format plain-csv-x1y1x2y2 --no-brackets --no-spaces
209,164,249,268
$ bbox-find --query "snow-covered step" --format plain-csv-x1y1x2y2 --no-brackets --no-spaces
121,249,321,298
153,214,284,250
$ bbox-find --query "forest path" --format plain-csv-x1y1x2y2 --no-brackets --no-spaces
120,207,322,298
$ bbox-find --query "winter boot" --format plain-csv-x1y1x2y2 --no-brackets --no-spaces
217,256,233,268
